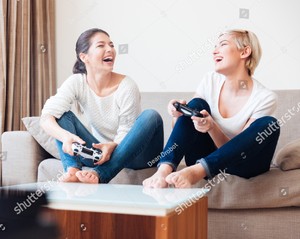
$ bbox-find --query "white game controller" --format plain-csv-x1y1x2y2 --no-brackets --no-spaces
71,142,102,162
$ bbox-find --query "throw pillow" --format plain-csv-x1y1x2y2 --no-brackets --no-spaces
22,117,60,159
273,138,300,171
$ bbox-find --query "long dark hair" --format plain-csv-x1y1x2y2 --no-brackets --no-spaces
73,28,110,74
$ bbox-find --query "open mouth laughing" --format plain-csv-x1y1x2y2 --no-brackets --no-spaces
103,57,113,63
214,56,223,63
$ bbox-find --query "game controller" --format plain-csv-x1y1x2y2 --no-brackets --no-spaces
173,101,203,117
71,142,102,162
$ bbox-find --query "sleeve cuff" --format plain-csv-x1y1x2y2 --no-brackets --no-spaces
157,162,176,172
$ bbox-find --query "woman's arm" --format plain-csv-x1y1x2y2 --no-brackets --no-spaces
40,114,85,155
191,110,230,148
168,99,185,128
206,118,230,148
40,75,85,155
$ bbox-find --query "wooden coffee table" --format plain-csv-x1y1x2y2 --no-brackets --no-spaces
5,182,208,239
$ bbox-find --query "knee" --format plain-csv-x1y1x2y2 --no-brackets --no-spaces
187,98,211,114
254,116,280,136
139,109,163,125
256,116,278,127
57,111,75,120
56,111,76,125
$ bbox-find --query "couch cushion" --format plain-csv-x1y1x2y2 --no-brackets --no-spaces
22,117,60,159
196,167,300,209
273,138,300,170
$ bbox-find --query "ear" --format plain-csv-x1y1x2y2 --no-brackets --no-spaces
79,52,88,63
240,46,251,59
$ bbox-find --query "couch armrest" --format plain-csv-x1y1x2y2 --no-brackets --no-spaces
1,131,50,186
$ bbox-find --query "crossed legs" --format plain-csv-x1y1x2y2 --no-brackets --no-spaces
144,99,280,188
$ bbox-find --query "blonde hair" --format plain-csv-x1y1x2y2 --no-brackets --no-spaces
219,29,262,76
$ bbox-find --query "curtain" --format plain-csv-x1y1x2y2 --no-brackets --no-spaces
0,0,56,134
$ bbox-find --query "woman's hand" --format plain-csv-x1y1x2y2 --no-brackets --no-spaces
92,142,118,165
168,99,186,118
62,133,86,156
191,110,214,133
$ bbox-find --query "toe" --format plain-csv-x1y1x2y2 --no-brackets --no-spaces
59,172,79,183
165,173,176,184
75,171,99,184
166,173,191,188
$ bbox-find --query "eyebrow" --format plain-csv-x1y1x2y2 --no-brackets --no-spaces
95,41,114,44
219,40,229,44
214,40,229,48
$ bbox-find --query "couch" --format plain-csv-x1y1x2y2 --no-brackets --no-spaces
2,90,300,239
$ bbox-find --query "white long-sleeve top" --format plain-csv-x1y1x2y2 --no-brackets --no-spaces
41,74,141,144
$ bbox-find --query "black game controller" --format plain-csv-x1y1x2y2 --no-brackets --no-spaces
71,142,102,162
173,102,203,117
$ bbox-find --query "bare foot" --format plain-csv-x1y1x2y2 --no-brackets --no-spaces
58,168,80,182
75,170,99,184
143,164,173,188
165,164,206,188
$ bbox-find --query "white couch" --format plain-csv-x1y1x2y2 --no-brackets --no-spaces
2,90,300,238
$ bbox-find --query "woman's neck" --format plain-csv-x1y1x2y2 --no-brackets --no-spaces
86,71,118,97
87,71,113,86
223,71,253,95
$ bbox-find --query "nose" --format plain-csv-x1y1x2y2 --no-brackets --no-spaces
106,44,115,52
213,45,219,55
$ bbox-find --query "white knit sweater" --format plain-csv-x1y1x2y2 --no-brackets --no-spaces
41,74,141,144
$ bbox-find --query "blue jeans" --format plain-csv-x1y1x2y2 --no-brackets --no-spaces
158,98,280,179
56,110,164,183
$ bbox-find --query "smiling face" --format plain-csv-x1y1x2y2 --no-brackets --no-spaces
213,34,246,76
80,32,116,73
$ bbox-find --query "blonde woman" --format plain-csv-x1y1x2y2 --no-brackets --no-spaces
143,29,280,188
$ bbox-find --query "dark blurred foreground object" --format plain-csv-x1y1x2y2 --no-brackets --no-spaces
0,188,59,239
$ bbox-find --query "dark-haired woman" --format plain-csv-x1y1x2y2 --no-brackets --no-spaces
40,28,163,183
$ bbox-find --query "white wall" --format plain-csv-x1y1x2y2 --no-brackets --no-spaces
55,0,300,91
